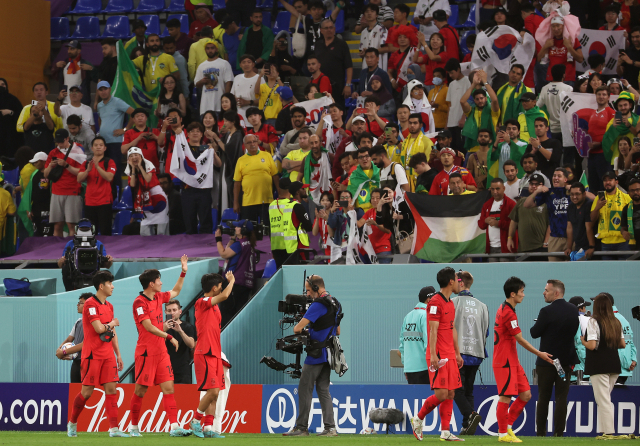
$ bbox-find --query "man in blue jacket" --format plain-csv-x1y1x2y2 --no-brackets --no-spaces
398,286,436,384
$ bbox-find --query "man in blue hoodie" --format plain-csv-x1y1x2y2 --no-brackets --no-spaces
398,286,436,384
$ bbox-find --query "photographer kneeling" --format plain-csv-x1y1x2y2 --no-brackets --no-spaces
215,220,258,327
58,218,113,291
283,275,341,437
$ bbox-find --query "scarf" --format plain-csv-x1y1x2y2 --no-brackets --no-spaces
303,149,332,202
496,82,528,124
370,75,393,104
522,106,546,141
487,140,527,189
628,202,635,239
347,164,381,207
402,131,426,183
67,55,82,75
602,113,640,164
461,105,494,151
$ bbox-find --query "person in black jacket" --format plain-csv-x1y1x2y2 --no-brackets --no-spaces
530,279,579,437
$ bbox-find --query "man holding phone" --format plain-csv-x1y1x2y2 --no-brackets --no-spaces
164,299,196,384
602,92,639,170
590,171,632,259
586,86,616,194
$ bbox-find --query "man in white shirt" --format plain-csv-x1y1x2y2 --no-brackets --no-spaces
345,117,378,151
503,160,520,201
414,0,451,41
536,64,572,139
54,40,91,105
370,145,410,192
445,59,471,154
231,54,263,115
195,41,234,115
60,85,95,132
358,4,388,70
354,0,394,33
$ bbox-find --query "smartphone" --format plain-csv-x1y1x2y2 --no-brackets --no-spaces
384,127,393,136
598,191,606,201
62,85,68,92
615,111,623,122
165,314,173,321
170,117,178,124
382,191,388,199
284,82,290,88
338,200,349,208
634,137,640,146
324,105,330,112
314,92,324,99
498,125,506,133
355,107,367,114
31,100,38,106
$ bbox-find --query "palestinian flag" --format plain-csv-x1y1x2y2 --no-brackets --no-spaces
405,191,491,263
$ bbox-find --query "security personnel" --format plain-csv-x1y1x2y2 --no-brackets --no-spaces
398,286,435,385
269,178,312,269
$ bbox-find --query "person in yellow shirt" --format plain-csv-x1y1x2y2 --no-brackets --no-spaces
516,92,548,142
282,128,312,181
0,181,16,255
188,27,216,80
16,82,62,152
254,64,283,126
460,70,500,155
402,113,433,185
428,68,450,131
133,34,179,93
590,170,632,259
383,122,404,165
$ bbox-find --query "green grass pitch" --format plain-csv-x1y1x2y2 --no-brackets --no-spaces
0,432,621,446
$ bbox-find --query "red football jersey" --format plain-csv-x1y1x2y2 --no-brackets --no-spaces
493,301,522,368
82,296,115,360
133,291,171,356
194,296,222,357
426,292,456,359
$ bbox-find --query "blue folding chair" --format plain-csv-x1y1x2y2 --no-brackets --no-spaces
328,9,345,34
133,0,165,13
260,0,275,9
164,0,186,12
101,16,132,39
112,210,133,235
70,0,102,14
272,11,291,34
102,0,134,13
212,0,226,11
455,4,476,28
262,259,277,279
262,10,272,28
220,208,239,228
460,29,476,56
51,17,70,40
211,208,219,229
2,168,19,187
161,14,189,36
411,11,420,29
70,17,101,40
138,15,161,36
113,185,133,210
448,5,459,26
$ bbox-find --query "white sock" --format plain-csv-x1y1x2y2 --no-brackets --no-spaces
508,425,512,430
441,430,450,436
171,423,180,431
499,432,508,438
196,409,205,417
129,425,138,431
68,422,77,426
109,427,118,433
204,426,213,432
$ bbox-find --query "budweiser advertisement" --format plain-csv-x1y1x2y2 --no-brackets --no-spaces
67,384,262,433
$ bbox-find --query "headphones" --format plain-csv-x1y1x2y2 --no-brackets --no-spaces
306,275,319,292
75,218,95,236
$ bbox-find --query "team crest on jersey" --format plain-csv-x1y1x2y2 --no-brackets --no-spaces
89,308,96,315
430,306,437,314
159,63,166,69
137,307,144,315
511,320,518,329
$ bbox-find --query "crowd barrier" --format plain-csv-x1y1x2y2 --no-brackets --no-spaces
1,382,638,436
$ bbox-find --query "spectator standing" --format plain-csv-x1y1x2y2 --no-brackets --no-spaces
518,153,551,195
187,27,216,80
158,173,185,235
219,111,245,209
523,118,562,180
307,55,333,94
478,178,516,260
537,17,584,84
460,71,500,154
189,5,219,40
507,175,549,255
164,299,196,384
602,92,639,170
55,294,90,383
570,296,590,383
279,0,341,60
315,18,353,100
283,128,312,182
621,177,640,246
427,69,449,131
0,78,23,157
122,109,163,174
530,280,579,437
17,82,61,153
431,10,459,62
415,32,451,90
231,55,263,116
53,41,92,106
92,39,118,87
590,171,632,259
233,134,278,221
255,65,284,127
281,107,309,156
162,38,190,103
537,65,572,141
356,49,393,96
451,273,488,435
221,19,243,76
347,148,380,211
493,120,527,182
44,129,86,237
166,18,193,58
245,108,279,153
414,0,451,41
274,87,296,135
124,19,147,55
60,86,95,132
268,33,300,84
402,113,434,183
77,136,116,235
195,41,234,115
565,182,595,259
399,286,436,384
358,5,388,71
617,27,640,91
496,65,531,126
409,152,437,194
448,173,473,195
0,174,16,251
517,92,548,142
370,144,410,192
356,188,392,263
316,104,350,154
503,160,520,200
430,148,476,195
466,130,492,190
16,152,52,237
387,25,419,94
66,115,96,152
237,10,273,69
155,74,187,124
445,60,471,153
133,34,179,93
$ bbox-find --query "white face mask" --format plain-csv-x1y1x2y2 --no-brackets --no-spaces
433,77,443,86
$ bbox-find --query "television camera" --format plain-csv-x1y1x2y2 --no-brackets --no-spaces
217,219,269,240
64,219,108,290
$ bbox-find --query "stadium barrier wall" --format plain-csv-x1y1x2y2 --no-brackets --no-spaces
0,382,638,436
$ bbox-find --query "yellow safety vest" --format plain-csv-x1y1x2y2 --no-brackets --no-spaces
269,198,309,253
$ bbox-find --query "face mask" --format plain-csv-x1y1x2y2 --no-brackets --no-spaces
433,77,443,86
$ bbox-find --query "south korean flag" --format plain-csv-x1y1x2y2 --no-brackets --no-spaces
470,26,536,76
170,131,215,188
577,29,626,75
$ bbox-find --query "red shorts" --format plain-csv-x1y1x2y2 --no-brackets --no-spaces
195,355,226,391
494,364,530,396
81,356,119,386
429,358,461,391
135,352,173,386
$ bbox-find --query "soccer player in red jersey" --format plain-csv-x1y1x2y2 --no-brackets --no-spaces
493,277,553,443
189,271,235,438
411,267,464,442
128,255,191,437
67,271,128,438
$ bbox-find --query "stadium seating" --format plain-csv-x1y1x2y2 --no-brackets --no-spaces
211,208,218,230
113,185,133,210
51,17,70,40
212,0,226,11
70,17,101,40
3,168,19,187
101,15,132,39
262,259,277,278
259,0,275,9
133,0,165,13
333,9,346,34
102,0,134,13
456,4,476,28
112,210,132,235
69,0,102,15
138,15,161,36
161,14,189,36
273,11,291,34
220,208,239,228
262,10,272,28
164,0,186,12
448,5,459,26
460,29,476,56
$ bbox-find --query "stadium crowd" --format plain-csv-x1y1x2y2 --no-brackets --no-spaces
1,0,640,263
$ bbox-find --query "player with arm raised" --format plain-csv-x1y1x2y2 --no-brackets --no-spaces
189,272,235,438
128,255,191,437
494,277,553,443
67,271,127,438
411,266,464,442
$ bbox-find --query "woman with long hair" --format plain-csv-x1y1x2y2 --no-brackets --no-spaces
613,136,632,175
156,74,187,122
219,110,245,210
219,93,239,134
312,191,336,258
586,72,603,94
574,75,589,93
582,293,627,440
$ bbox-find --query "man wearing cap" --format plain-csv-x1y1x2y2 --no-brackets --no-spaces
166,18,193,58
133,34,179,93
537,16,584,84
60,85,95,133
237,10,273,69
430,148,476,195
398,286,436,385
233,134,278,222
602,92,640,168
621,177,640,246
569,296,591,383
590,171,632,259
496,65,532,126
195,41,234,115
53,41,93,106
565,182,596,259
125,20,148,56
492,6,508,25
516,92,548,142
44,129,86,237
269,177,312,268
508,174,549,255
17,152,53,237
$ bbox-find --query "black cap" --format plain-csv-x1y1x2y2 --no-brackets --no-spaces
529,173,545,184
419,286,437,302
519,92,537,102
289,181,305,195
54,128,70,143
132,19,147,30
438,129,452,139
602,170,617,181
65,40,82,49
569,296,591,308
493,6,507,16
433,9,447,22
279,177,292,190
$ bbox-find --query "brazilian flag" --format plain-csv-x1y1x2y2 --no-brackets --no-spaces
112,41,160,127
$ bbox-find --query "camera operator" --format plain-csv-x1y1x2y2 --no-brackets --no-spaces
57,219,113,291
215,220,258,327
163,299,196,384
283,274,340,437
